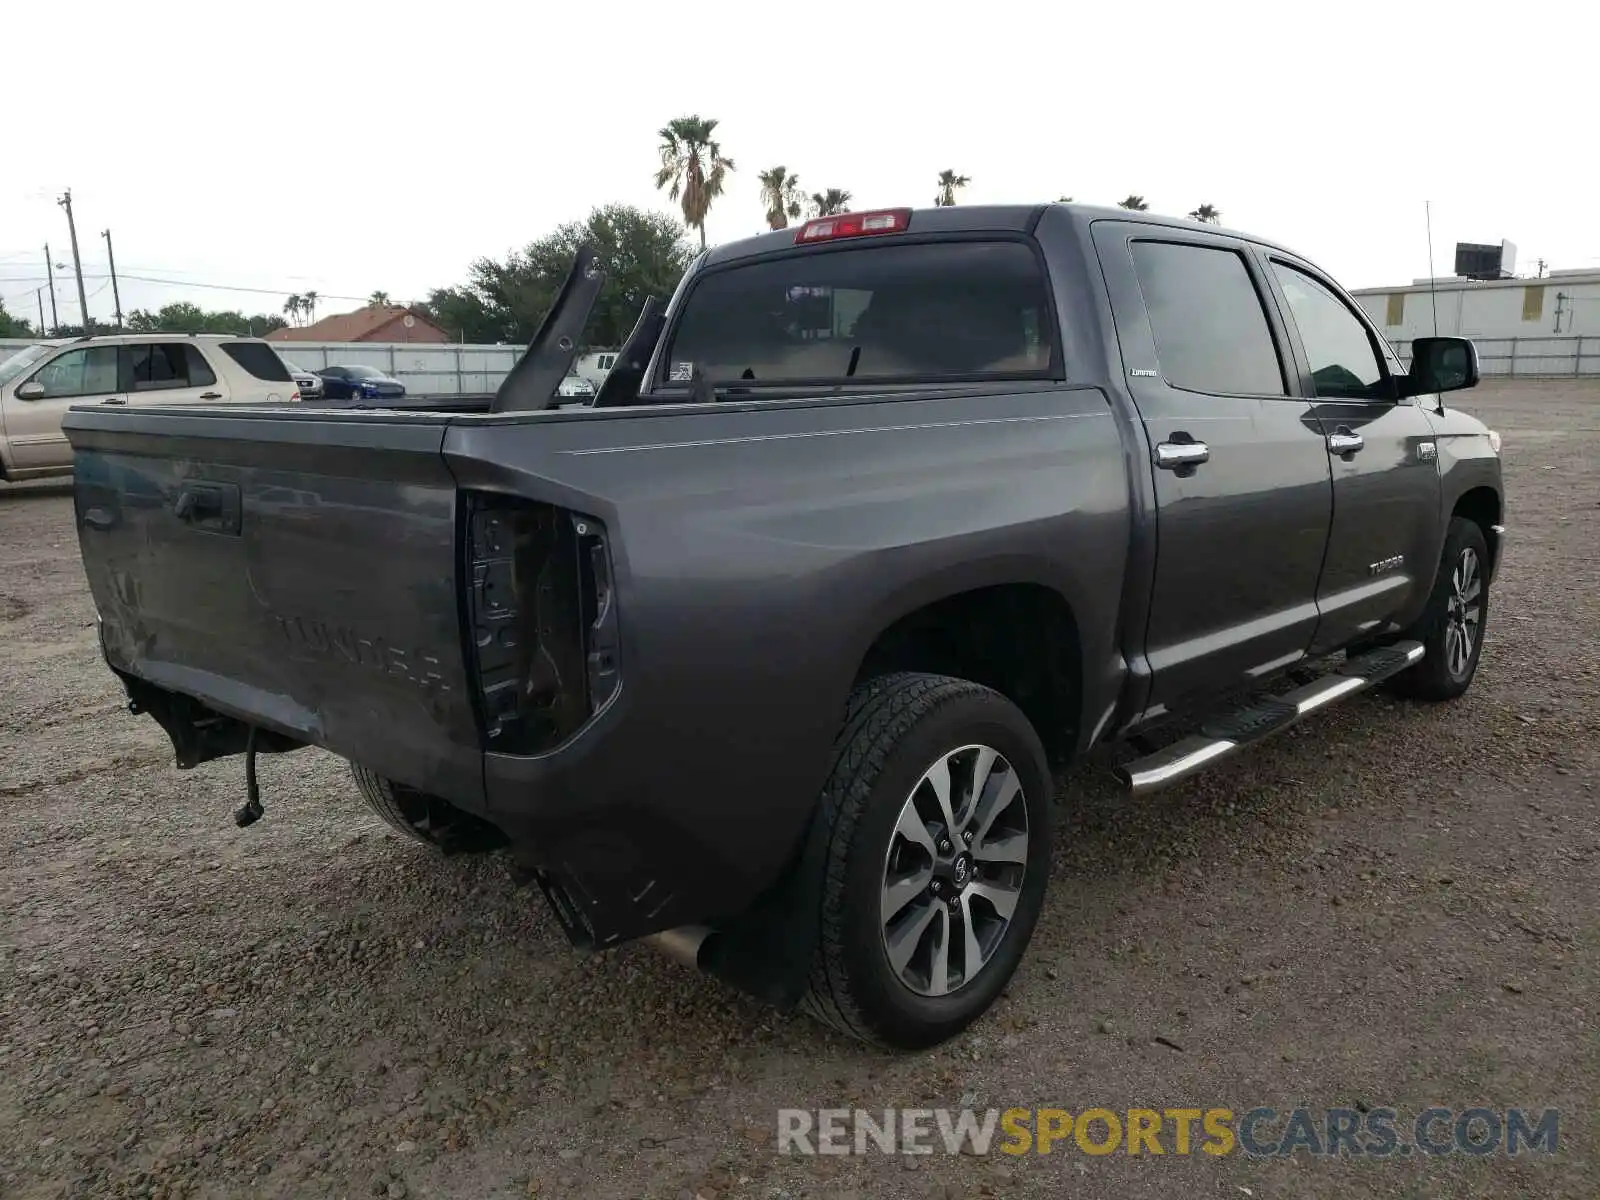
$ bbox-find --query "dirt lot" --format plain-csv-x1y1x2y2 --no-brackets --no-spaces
1,380,1596,1200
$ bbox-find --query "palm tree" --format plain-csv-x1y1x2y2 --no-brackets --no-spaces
1118,195,1150,211
302,290,319,325
757,166,805,231
283,294,302,326
369,290,391,306
809,189,853,217
655,115,735,249
1188,204,1221,224
935,170,971,207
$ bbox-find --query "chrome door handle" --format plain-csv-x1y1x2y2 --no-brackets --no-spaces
101,397,126,406
1328,430,1364,455
1156,440,1210,469
199,391,222,400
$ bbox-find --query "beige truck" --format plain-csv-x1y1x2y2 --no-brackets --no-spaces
0,333,298,481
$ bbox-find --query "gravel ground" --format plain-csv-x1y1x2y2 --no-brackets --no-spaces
1,380,1596,1200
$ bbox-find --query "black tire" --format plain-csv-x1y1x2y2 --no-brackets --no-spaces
348,763,507,854
801,672,1052,1050
1389,517,1490,701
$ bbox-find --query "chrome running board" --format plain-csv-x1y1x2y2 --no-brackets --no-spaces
1120,640,1425,796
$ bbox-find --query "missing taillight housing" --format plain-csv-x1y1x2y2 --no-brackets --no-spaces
464,496,620,755
794,207,912,245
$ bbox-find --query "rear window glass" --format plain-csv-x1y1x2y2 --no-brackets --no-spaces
662,240,1057,387
220,341,292,382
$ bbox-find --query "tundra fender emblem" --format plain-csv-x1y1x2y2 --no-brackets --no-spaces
1369,554,1405,576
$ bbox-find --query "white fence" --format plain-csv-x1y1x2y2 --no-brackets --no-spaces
1389,336,1597,379
8,334,1599,390
267,342,522,394
0,338,523,396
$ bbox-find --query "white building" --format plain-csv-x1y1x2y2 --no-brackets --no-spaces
1350,270,1600,342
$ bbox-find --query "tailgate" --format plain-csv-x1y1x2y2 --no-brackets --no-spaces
66,405,484,806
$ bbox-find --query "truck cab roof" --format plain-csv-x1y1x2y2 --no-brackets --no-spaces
701,202,1296,267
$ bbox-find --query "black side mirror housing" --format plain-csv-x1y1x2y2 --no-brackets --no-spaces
1398,336,1480,398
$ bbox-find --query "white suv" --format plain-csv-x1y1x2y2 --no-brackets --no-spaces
0,334,298,481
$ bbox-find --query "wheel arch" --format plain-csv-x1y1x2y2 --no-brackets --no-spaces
851,580,1084,767
1451,484,1503,580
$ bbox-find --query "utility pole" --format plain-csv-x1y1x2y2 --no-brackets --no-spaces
102,228,124,329
1536,257,1547,278
57,189,91,332
43,243,59,333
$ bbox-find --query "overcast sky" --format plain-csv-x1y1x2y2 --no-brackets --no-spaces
2,0,1593,330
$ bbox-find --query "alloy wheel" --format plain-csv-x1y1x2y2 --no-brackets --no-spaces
879,744,1030,997
1444,546,1482,679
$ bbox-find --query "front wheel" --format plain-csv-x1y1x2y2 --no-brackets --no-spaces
801,672,1052,1050
1389,517,1490,701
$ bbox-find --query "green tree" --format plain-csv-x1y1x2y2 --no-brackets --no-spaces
935,169,971,207
421,204,696,348
126,303,288,335
654,115,735,250
809,189,852,217
418,286,498,344
283,294,303,325
1188,203,1221,224
1117,195,1150,211
1058,195,1074,202
0,300,35,338
369,290,391,306
757,166,804,231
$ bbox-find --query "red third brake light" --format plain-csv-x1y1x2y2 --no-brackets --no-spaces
794,207,913,245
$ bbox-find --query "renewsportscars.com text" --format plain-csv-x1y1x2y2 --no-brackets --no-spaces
777,1106,1560,1158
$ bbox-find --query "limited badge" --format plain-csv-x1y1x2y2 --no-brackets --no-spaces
670,361,694,382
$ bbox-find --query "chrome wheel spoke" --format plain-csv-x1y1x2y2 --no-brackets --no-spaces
882,865,932,923
886,899,939,977
956,747,998,833
926,906,952,996
968,879,1020,921
894,803,938,859
1462,578,1481,604
969,768,1021,847
924,758,957,839
958,891,987,983
973,828,1028,865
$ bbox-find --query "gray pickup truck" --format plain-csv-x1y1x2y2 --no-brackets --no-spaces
64,203,1504,1049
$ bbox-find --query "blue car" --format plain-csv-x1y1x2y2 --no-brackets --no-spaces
316,364,406,401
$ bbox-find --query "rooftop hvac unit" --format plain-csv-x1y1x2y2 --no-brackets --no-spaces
1453,240,1517,281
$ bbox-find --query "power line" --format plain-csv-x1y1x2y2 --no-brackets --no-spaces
0,270,372,304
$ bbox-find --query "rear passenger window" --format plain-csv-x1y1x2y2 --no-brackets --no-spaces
184,345,217,388
220,341,293,382
123,344,199,392
1130,241,1285,396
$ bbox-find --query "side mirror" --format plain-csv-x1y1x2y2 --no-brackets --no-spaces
1399,336,1479,397
14,381,45,400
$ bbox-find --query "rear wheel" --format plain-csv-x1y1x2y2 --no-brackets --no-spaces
349,763,507,854
1389,517,1490,701
801,672,1052,1050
